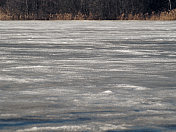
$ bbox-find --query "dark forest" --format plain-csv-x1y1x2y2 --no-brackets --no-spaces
0,0,176,20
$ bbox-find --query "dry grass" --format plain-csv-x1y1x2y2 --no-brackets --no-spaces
119,9,176,20
156,9,176,20
53,13,73,20
0,9,11,20
1,9,176,20
51,12,94,20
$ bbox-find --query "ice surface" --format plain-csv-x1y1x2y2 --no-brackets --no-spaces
0,20,176,132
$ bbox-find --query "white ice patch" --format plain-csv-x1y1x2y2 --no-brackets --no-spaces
0,60,16,64
0,114,18,117
117,84,149,91
115,49,146,55
16,124,129,132
85,48,93,50
10,66,47,69
20,88,77,96
0,76,46,83
99,123,128,131
16,125,89,132
168,54,176,57
45,97,58,101
102,90,113,94
19,91,41,95
0,76,29,83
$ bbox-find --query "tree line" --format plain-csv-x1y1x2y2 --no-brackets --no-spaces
0,0,176,20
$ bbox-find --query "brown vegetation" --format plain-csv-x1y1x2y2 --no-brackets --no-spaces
119,9,176,20
0,8,176,20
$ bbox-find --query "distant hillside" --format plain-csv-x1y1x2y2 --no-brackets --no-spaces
0,0,176,20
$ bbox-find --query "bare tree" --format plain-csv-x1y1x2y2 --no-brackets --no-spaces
169,0,172,10
25,0,29,15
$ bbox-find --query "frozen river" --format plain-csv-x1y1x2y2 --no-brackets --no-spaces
0,21,176,132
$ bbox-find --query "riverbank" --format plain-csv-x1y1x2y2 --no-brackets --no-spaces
0,9,176,20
